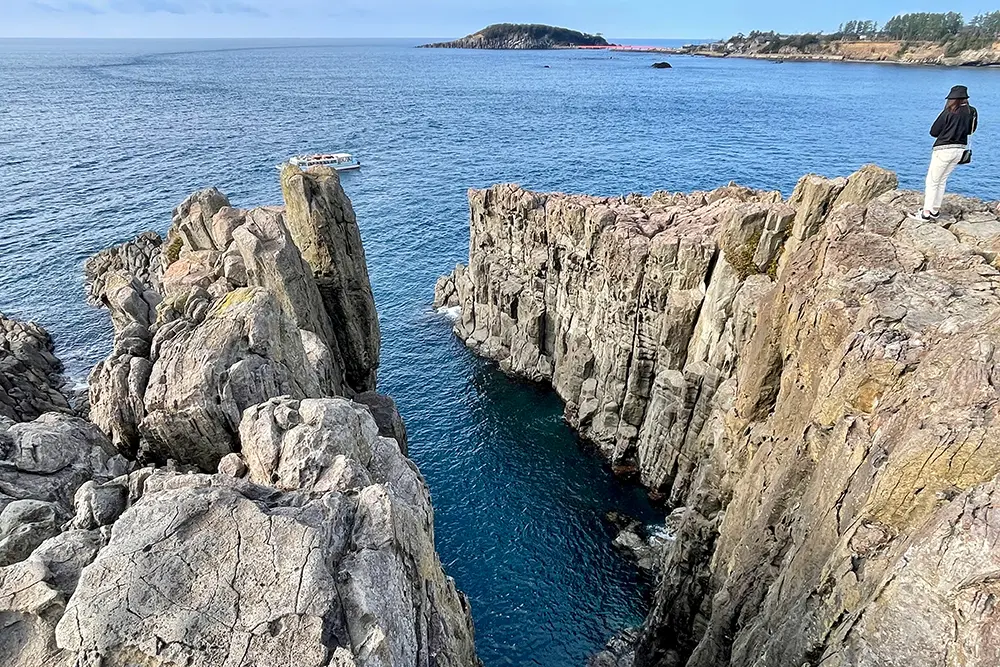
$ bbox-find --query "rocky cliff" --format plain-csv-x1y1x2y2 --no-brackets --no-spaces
0,165,480,667
676,35,1000,66
421,23,608,50
437,165,1000,666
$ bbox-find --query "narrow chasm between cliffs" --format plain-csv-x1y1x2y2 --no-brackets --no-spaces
436,164,1000,667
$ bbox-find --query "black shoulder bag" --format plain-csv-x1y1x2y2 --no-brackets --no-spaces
960,109,976,165
960,133,973,165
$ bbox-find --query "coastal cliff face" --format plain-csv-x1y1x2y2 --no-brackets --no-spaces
0,165,480,667
681,36,1000,66
437,166,1000,666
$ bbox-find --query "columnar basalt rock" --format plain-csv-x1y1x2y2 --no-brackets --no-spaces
0,314,72,422
1,168,480,667
439,165,1000,666
87,166,379,469
281,165,381,394
436,179,807,496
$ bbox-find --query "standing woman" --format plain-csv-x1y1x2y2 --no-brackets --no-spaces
918,85,978,220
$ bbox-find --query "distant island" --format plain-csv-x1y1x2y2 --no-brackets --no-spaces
672,11,1000,66
420,23,609,50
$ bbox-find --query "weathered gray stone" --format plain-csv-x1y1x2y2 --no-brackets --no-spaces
67,480,127,530
87,171,382,467
440,166,1000,667
56,401,479,667
84,231,163,305
0,413,126,518
217,452,248,478
140,287,329,471
0,500,60,567
0,314,71,423
281,165,380,393
353,391,408,452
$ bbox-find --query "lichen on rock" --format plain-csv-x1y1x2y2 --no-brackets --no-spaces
0,166,480,667
439,164,1000,667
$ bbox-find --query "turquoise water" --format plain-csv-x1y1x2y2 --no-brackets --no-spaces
1,38,998,666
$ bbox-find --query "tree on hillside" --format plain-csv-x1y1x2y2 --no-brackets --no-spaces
837,19,880,37
970,11,1000,37
882,12,964,41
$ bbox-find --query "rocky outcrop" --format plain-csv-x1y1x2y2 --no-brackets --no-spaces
84,230,163,304
1,398,479,667
281,166,380,393
87,165,379,469
675,34,1000,67
0,314,71,422
439,165,1000,666
53,397,477,667
420,23,608,50
1,166,479,667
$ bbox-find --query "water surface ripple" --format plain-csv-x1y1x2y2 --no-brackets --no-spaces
2,38,998,666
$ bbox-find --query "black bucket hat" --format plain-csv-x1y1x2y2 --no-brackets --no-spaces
947,85,969,99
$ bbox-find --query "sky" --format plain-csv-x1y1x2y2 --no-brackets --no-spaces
2,0,999,39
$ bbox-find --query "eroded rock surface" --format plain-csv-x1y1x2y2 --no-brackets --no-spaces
88,165,379,470
439,165,1000,666
56,397,478,667
281,166,381,393
1,165,479,666
0,314,71,422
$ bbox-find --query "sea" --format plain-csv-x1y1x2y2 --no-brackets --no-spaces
1,37,997,666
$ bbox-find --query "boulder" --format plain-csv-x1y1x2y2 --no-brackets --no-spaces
56,397,479,667
0,413,127,519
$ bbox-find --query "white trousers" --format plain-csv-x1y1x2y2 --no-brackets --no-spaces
923,147,965,213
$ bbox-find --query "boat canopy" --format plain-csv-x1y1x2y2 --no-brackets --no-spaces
293,153,354,163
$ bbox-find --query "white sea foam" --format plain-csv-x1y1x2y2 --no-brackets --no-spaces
435,305,462,321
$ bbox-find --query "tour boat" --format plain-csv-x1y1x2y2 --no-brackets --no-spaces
278,152,361,172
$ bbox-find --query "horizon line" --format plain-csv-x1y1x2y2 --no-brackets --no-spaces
0,35,720,42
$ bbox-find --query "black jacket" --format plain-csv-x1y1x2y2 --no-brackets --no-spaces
931,105,978,147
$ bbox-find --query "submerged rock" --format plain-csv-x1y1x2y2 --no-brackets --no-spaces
439,164,1000,666
651,62,672,68
606,511,672,572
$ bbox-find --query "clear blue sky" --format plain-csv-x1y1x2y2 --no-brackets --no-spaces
3,0,999,39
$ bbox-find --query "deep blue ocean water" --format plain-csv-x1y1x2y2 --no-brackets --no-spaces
1,38,998,666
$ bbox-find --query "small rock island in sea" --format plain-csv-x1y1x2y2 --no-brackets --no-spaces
420,23,608,49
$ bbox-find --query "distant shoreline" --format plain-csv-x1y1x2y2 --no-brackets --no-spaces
674,47,1000,68
668,32,1000,68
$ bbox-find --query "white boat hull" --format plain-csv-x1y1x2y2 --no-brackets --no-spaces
276,162,362,172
